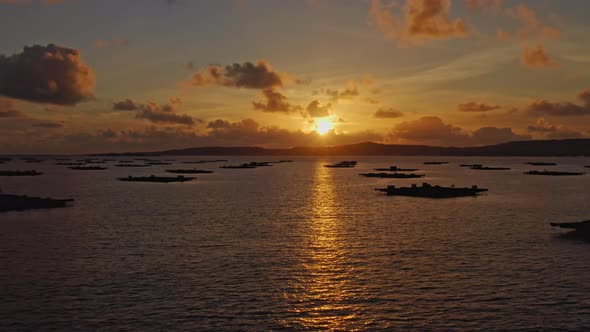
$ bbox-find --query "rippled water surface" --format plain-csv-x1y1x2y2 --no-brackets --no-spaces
1,156,590,331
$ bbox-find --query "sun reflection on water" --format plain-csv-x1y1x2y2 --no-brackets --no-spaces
282,162,371,330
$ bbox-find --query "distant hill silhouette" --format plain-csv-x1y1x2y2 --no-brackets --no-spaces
98,139,590,156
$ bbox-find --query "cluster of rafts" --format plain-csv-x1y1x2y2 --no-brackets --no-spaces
324,159,590,235
0,157,294,211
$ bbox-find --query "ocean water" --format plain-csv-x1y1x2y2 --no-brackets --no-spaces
1,156,590,331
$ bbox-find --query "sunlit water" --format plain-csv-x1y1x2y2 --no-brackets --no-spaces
1,156,590,331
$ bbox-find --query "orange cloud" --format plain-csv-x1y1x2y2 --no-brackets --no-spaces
521,44,557,68
304,100,331,118
527,118,585,139
391,116,530,146
113,98,196,126
503,4,560,40
458,102,501,112
189,60,286,89
252,89,301,113
0,44,95,105
526,89,590,116
464,0,502,11
373,107,404,118
370,0,468,45
0,97,25,118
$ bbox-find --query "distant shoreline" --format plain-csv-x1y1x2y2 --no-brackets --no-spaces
2,139,590,157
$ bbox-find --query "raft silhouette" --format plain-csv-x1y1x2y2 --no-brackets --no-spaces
166,169,214,174
324,161,357,168
375,183,488,198
374,166,418,172
524,170,585,176
118,175,195,183
0,193,73,212
360,172,425,179
0,170,43,176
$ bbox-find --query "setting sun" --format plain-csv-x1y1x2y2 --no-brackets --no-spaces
315,118,334,135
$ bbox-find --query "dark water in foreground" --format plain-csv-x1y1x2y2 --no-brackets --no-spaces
1,156,590,331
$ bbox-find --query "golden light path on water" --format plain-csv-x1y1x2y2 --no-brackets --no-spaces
282,162,372,330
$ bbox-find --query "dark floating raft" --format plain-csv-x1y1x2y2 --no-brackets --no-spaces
118,175,195,183
56,162,86,166
324,161,358,168
460,164,483,168
526,162,557,166
182,159,228,164
470,166,511,170
424,161,448,165
0,170,43,176
69,166,108,170
221,162,273,169
375,183,488,198
0,194,74,212
360,172,425,179
114,164,151,168
524,170,585,176
166,169,214,174
374,166,418,172
551,220,590,235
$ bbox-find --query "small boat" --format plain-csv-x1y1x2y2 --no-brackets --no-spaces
424,161,448,165
469,166,511,170
165,169,214,174
526,162,557,166
0,170,43,176
69,166,108,170
0,193,74,212
374,166,418,172
524,170,585,176
550,220,590,235
460,164,483,168
279,160,294,163
360,172,425,179
375,183,488,198
324,161,357,168
118,175,195,183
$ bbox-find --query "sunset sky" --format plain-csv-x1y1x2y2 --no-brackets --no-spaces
1,0,590,153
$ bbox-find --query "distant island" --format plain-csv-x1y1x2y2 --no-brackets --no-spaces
96,139,590,157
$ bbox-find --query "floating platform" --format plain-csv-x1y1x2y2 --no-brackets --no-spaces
0,170,43,176
524,170,585,176
374,166,418,172
118,175,195,183
114,164,151,168
0,194,73,212
324,161,358,168
165,169,214,174
221,162,273,169
375,183,488,198
360,172,425,179
470,166,511,170
182,159,228,164
69,166,108,170
56,162,85,166
550,220,590,235
424,161,448,165
526,162,557,166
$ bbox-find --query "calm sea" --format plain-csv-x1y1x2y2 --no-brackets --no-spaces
1,156,590,331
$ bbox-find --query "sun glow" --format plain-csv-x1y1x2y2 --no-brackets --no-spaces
314,118,334,135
